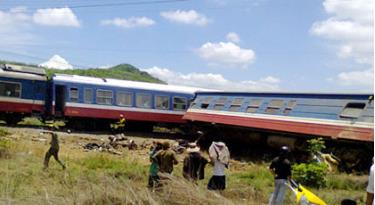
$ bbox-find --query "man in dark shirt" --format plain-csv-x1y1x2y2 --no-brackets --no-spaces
269,146,291,205
182,144,208,181
43,131,66,170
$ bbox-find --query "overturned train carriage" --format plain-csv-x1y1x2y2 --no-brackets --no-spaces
184,92,374,157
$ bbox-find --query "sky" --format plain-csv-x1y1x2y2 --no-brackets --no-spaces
0,0,373,92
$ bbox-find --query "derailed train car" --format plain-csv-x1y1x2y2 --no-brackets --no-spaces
0,64,202,129
0,64,48,124
49,74,200,129
184,91,374,146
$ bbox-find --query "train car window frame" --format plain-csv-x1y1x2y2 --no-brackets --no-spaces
340,102,366,119
0,80,21,98
117,91,133,107
214,97,227,110
84,88,93,104
136,93,152,108
173,96,187,110
246,99,262,113
229,98,244,112
155,95,169,110
96,89,113,105
69,87,79,103
283,100,296,115
265,99,284,114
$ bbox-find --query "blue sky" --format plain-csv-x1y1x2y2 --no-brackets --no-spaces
0,0,373,92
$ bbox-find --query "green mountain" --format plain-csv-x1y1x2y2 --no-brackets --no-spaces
45,64,165,84
0,60,165,84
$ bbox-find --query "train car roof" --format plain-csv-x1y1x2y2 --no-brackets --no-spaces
0,64,47,81
53,74,210,94
194,91,373,99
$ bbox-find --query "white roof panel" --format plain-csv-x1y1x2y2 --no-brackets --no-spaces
53,74,212,94
0,66,46,81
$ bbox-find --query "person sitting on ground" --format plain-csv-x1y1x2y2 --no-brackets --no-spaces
207,141,230,191
269,146,292,205
43,131,65,170
148,141,163,188
183,143,208,182
153,141,178,174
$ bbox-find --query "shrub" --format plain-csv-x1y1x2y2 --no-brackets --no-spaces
292,162,328,188
0,127,10,137
0,138,11,158
307,137,326,154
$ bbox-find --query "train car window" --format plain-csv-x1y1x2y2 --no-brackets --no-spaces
201,97,212,109
0,81,21,98
214,97,227,110
283,100,296,115
84,88,93,103
69,88,79,102
246,99,262,113
265,100,284,114
136,93,151,108
96,90,113,105
340,103,366,118
229,98,244,111
173,97,187,110
155,95,169,110
117,92,132,106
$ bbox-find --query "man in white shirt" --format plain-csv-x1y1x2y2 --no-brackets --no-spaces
207,141,230,190
366,163,374,205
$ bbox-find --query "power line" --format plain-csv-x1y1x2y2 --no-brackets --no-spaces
1,0,190,12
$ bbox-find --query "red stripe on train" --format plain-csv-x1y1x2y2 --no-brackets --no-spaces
183,112,374,142
63,106,187,123
0,101,44,113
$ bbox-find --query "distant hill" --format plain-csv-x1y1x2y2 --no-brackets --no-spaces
0,60,165,84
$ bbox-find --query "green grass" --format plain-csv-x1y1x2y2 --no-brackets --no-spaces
0,130,368,205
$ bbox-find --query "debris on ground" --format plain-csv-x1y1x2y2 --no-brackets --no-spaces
82,134,138,155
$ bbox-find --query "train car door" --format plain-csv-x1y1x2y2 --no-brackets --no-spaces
55,85,66,116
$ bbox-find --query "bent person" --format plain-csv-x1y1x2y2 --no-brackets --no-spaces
43,132,65,170
268,146,291,205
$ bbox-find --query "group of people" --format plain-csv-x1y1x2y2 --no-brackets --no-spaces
147,140,231,191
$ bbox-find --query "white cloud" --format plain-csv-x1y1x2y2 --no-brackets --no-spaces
101,17,155,28
39,55,73,70
33,7,80,27
160,10,209,26
143,66,280,91
310,0,373,65
197,42,255,68
0,7,35,47
333,68,374,87
226,32,240,43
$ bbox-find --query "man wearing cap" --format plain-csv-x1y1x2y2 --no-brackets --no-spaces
207,141,230,190
43,131,65,170
154,141,178,174
269,146,291,205
148,141,163,188
183,143,208,181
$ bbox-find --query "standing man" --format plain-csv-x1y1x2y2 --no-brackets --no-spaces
117,114,126,133
154,141,178,174
43,131,66,170
366,161,374,205
148,142,163,188
269,146,291,205
183,143,208,182
207,141,230,191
